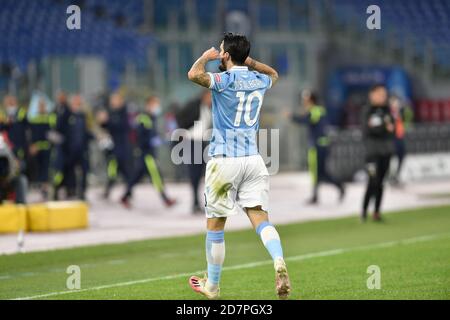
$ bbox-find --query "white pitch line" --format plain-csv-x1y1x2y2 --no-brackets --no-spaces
11,232,450,300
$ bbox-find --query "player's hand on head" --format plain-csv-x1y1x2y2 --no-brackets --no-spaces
202,47,220,61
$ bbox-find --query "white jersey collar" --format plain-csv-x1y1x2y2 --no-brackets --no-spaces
229,66,248,71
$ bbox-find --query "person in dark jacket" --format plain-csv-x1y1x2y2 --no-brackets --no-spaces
29,99,56,200
361,84,395,222
175,90,212,214
0,95,29,174
121,96,176,208
52,94,92,200
55,91,70,116
289,90,345,204
97,92,131,199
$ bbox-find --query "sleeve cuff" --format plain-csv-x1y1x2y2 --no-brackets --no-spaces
207,72,215,89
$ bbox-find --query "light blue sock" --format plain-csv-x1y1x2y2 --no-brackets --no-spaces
205,230,225,290
256,221,284,261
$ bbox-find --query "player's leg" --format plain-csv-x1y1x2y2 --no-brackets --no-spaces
240,155,290,299
246,207,291,299
205,217,226,292
189,217,226,299
190,157,239,299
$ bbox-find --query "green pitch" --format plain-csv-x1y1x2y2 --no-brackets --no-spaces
1,205,449,300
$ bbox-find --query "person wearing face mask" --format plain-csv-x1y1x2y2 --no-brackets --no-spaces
120,96,176,209
0,95,29,173
361,84,395,222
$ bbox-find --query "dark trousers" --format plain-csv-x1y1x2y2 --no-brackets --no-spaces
187,140,207,207
105,151,130,192
394,138,406,177
53,150,88,200
34,150,50,183
0,175,27,204
308,146,342,200
363,154,391,217
123,152,167,200
64,153,89,199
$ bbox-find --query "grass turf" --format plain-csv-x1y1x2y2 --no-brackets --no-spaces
0,205,449,300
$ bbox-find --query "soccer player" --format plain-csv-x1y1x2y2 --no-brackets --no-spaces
187,33,291,300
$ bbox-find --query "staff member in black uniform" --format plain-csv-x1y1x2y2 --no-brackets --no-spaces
0,95,29,174
121,96,176,208
52,94,92,200
361,84,395,222
97,92,131,199
29,99,56,200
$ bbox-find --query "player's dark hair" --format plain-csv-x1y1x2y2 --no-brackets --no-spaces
222,32,250,65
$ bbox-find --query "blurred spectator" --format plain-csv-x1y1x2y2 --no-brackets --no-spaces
52,94,92,200
55,91,69,116
0,95,29,173
288,90,345,204
165,102,185,183
28,99,56,200
361,85,395,222
175,90,212,214
389,95,414,186
97,92,131,199
121,96,176,208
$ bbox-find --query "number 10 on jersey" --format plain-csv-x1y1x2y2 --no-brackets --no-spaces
234,91,263,127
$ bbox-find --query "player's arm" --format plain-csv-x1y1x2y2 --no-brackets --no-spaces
245,56,279,87
188,47,220,88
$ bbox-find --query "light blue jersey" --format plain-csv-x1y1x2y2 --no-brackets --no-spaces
207,66,272,157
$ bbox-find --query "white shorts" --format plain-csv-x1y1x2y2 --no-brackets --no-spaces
204,154,269,218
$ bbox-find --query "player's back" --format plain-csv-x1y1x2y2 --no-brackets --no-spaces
207,66,272,157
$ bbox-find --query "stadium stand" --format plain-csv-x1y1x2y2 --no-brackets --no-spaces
0,0,152,74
